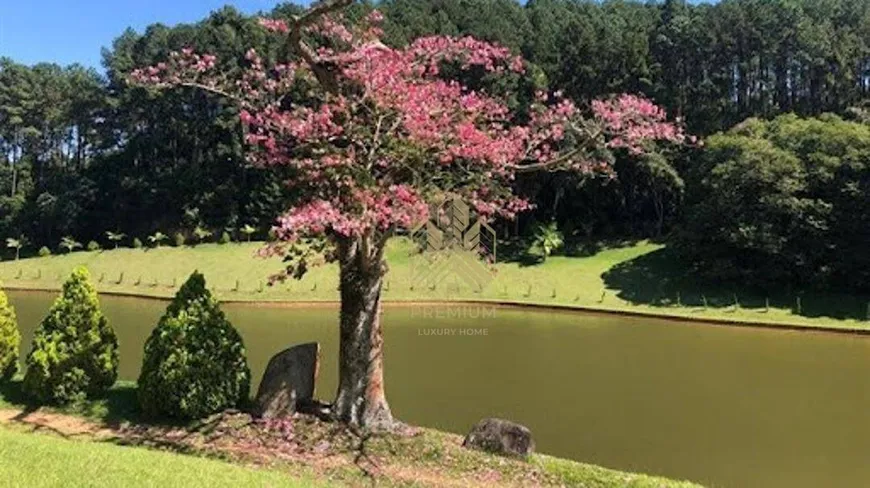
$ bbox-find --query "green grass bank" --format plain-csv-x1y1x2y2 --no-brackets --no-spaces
1,239,868,332
0,380,700,488
0,424,323,488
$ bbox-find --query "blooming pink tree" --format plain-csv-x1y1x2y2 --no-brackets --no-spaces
132,0,685,430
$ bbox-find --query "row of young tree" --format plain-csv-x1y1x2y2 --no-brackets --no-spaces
2,224,261,261
4,0,870,254
0,269,250,419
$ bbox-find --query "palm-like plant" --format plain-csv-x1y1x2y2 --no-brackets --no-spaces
6,236,26,261
59,236,83,254
148,232,168,248
240,224,256,242
531,222,564,261
192,226,213,244
105,231,127,249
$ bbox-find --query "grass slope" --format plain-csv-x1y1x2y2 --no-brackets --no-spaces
0,239,867,330
0,425,321,488
0,380,700,488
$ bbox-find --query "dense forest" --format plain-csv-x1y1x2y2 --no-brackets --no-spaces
2,0,870,289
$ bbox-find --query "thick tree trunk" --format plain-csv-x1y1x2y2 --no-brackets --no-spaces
332,235,394,431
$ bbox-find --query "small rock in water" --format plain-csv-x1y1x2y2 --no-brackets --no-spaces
462,418,535,458
253,342,320,419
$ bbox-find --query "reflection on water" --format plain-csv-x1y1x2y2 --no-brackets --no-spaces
8,290,870,488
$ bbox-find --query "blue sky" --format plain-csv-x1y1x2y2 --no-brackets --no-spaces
0,0,312,69
1,0,714,71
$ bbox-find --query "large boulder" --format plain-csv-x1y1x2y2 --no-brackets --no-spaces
462,418,535,458
253,342,320,419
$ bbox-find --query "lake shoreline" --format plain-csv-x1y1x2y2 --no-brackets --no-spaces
7,283,870,337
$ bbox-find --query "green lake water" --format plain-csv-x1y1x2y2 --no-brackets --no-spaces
8,290,870,487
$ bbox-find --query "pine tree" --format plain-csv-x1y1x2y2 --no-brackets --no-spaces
138,271,250,419
0,285,21,381
23,267,118,404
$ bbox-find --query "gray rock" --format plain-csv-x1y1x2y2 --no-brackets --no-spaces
462,418,535,458
253,342,320,419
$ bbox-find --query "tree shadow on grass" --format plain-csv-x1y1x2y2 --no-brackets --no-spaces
0,379,146,427
499,237,642,268
601,247,693,306
496,239,542,267
68,381,143,425
602,247,870,322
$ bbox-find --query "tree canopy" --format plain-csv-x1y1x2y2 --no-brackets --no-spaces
677,114,870,291
3,0,869,252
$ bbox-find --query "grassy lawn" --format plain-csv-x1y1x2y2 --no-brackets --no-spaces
0,238,868,330
0,378,700,488
0,425,322,488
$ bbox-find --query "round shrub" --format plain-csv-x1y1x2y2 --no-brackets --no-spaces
138,271,250,419
0,287,21,381
174,232,185,247
132,237,143,249
23,266,118,404
38,246,51,257
86,240,101,252
218,231,231,245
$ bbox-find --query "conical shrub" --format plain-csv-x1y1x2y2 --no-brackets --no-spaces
138,271,250,419
23,266,118,404
0,285,21,381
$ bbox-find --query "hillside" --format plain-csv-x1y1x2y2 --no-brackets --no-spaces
1,239,867,332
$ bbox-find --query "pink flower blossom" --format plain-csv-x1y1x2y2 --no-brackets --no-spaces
128,10,687,259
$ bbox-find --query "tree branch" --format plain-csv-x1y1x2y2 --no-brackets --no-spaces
512,125,604,173
287,0,354,94
512,148,582,173
179,82,241,103
294,0,354,29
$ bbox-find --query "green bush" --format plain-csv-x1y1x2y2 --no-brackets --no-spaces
218,231,231,245
174,232,186,247
138,271,251,419
677,114,870,288
86,240,100,252
0,286,21,381
529,222,564,261
37,246,51,257
23,267,119,404
192,226,212,245
132,237,143,249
